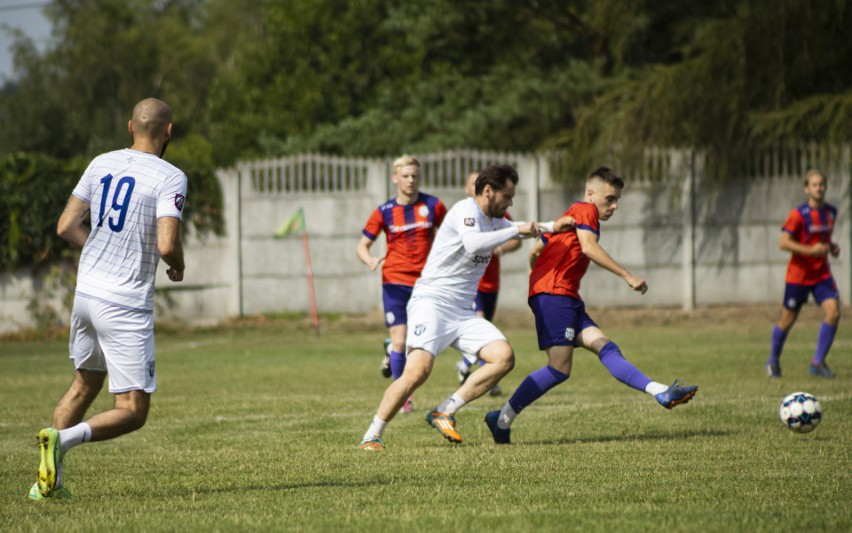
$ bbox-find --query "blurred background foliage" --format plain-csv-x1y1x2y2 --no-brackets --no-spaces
1,0,851,269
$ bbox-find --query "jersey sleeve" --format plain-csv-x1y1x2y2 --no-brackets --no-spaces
157,172,188,220
573,204,600,236
362,208,384,240
71,160,97,203
434,200,448,227
781,208,802,236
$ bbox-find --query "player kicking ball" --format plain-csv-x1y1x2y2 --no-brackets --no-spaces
358,164,572,450
485,167,698,445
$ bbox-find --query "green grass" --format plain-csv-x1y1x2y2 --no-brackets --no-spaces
1,308,850,532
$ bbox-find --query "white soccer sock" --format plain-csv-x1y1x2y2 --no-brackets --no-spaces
362,415,387,442
644,381,668,396
58,422,92,454
436,393,466,415
497,403,517,429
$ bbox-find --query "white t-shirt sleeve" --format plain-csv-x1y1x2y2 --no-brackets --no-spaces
456,201,519,254
71,161,97,203
157,172,188,220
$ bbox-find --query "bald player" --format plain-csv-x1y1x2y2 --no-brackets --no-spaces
29,98,187,500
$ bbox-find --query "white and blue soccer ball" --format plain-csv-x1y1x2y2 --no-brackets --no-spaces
779,392,822,433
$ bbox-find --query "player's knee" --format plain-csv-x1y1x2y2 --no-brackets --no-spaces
825,306,841,324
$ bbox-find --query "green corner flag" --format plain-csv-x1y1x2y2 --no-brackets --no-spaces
274,207,306,238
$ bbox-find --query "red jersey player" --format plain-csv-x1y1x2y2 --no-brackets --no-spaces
766,169,840,379
485,167,697,444
356,155,447,411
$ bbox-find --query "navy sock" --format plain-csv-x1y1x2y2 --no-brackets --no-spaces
389,350,406,380
768,325,788,365
507,366,569,413
812,322,836,366
597,342,652,392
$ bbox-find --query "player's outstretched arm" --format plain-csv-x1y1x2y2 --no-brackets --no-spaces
577,229,647,294
56,195,91,248
356,235,382,271
158,216,185,282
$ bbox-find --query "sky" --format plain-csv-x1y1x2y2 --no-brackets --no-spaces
0,0,52,82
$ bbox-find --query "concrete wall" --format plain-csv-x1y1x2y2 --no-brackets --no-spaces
2,147,849,333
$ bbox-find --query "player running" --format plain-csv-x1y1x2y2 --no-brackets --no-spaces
30,98,187,499
356,155,447,412
454,171,521,395
766,169,841,379
358,163,572,450
485,167,698,445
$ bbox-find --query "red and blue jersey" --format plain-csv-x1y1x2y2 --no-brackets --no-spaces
363,193,447,286
782,202,836,285
529,202,599,300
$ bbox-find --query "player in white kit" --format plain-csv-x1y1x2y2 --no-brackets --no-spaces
29,99,187,500
358,164,573,450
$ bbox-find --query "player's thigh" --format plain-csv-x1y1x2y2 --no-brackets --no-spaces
89,301,156,394
405,297,459,357
454,316,508,365
69,296,107,372
528,293,586,350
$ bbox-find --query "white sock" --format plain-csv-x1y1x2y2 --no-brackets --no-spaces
497,403,517,429
58,422,92,454
644,381,668,396
436,393,466,415
362,415,387,442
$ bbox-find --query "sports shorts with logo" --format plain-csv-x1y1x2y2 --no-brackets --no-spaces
406,295,506,364
783,277,839,312
69,294,156,393
529,293,598,350
382,283,414,328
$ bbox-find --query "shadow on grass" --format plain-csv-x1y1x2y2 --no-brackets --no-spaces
189,479,392,496
523,428,732,446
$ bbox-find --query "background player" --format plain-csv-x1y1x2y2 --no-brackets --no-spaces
356,155,447,412
766,169,840,379
31,98,187,499
485,167,697,445
358,164,556,450
454,170,521,395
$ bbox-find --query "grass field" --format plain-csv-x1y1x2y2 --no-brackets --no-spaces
1,306,850,532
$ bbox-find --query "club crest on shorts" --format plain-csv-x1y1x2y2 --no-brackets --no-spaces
174,193,186,211
414,324,427,336
564,328,575,341
464,217,475,227
386,312,395,324
787,298,797,309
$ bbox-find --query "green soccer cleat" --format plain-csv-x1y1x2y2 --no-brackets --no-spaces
28,482,73,501
36,428,62,497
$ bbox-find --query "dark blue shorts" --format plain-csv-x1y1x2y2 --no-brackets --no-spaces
783,277,840,312
474,291,499,322
382,284,414,328
528,293,598,350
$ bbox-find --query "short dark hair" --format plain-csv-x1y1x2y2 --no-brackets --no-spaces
589,166,624,189
475,164,519,195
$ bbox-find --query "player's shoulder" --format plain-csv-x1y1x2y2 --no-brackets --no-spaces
377,198,397,212
824,202,838,215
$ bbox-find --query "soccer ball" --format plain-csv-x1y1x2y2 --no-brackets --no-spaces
778,392,822,433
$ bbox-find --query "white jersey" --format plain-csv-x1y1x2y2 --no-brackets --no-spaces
412,197,517,308
72,148,187,311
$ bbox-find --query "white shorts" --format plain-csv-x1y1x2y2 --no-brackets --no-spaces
405,295,507,363
69,295,156,393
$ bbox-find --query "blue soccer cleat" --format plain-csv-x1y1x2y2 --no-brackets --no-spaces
484,410,511,445
808,363,835,379
766,362,781,378
655,380,698,409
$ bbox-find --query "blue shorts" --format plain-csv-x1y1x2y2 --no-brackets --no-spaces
783,277,840,312
382,284,414,328
474,291,499,322
528,293,598,350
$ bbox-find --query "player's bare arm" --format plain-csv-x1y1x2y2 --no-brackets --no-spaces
577,228,647,294
157,216,185,282
56,195,91,248
355,235,382,270
494,237,522,257
779,231,830,257
528,238,545,274
551,215,576,233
